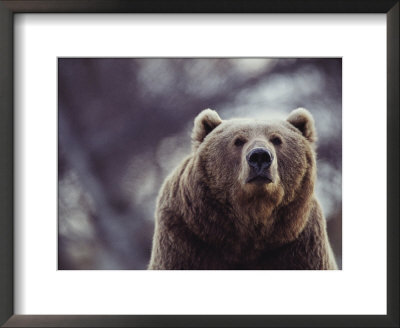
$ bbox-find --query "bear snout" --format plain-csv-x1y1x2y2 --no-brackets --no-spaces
245,147,274,184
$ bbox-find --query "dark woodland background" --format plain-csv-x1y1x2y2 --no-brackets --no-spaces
58,58,342,270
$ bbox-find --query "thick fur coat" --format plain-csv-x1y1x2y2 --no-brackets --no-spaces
148,108,337,270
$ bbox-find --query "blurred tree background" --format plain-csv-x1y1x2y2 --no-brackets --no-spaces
58,58,342,270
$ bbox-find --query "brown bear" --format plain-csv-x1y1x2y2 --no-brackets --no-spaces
148,108,337,270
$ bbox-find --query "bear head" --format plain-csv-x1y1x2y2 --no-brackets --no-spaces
189,108,318,249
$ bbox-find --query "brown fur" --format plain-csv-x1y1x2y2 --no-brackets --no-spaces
148,108,337,270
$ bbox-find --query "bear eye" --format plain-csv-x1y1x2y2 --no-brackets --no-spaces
234,138,246,147
271,136,282,146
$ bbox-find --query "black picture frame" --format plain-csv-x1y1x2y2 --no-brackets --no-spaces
0,1,398,327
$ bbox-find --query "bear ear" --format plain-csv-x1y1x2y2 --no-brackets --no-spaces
286,108,317,143
192,109,222,148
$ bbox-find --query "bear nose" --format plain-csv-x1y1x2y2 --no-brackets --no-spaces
246,148,273,172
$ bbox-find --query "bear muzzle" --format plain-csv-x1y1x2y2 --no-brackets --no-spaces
245,147,274,185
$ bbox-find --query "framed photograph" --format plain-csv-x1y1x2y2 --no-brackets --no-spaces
0,1,398,327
